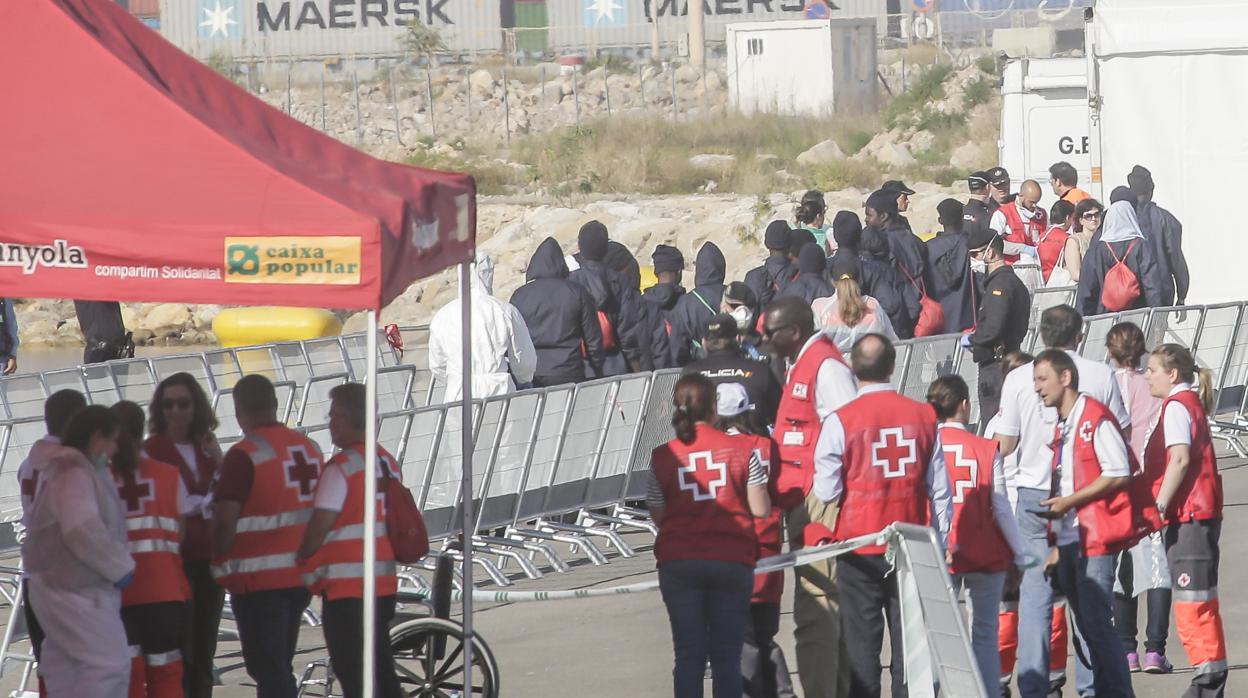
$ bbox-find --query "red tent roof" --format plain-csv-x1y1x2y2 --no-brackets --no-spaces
0,0,474,311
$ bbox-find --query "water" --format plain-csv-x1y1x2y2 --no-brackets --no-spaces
14,345,216,375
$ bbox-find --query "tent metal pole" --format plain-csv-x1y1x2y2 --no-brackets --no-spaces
362,309,379,698
459,260,476,690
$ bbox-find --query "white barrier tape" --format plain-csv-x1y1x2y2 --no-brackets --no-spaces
403,526,898,604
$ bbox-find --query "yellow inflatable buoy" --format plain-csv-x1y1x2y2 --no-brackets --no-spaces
639,265,658,293
212,307,342,348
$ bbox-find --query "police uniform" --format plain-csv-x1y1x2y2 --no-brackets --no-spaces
683,314,783,427
965,171,998,226
965,222,1030,427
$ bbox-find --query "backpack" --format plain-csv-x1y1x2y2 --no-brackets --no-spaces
381,464,430,564
596,310,617,352
1100,241,1141,312
899,264,946,337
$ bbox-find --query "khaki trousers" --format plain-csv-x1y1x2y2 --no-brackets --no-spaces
786,493,851,698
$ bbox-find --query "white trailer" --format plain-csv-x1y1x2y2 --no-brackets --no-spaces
1085,0,1248,303
998,57,1089,207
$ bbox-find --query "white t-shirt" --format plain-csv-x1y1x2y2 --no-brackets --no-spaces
1162,383,1195,447
175,479,193,516
995,350,1129,492
314,462,351,513
791,333,857,420
175,443,198,470
1055,396,1131,546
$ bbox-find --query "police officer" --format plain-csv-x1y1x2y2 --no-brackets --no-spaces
963,218,1030,427
683,314,783,427
986,166,1013,207
965,171,996,225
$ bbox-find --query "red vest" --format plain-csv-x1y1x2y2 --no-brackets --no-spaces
114,458,192,607
1037,226,1070,283
652,424,759,567
302,444,400,601
830,391,937,555
1143,390,1222,523
212,426,323,594
999,202,1047,264
1061,397,1161,556
773,336,848,510
939,425,1013,574
746,434,784,603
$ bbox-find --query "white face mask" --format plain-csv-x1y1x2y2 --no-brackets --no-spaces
729,306,754,331
970,259,987,274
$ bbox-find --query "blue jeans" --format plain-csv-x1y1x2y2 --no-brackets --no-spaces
659,559,754,698
1015,488,1058,698
1055,544,1136,698
952,571,1006,698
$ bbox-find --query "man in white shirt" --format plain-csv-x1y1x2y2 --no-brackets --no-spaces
993,305,1128,698
1033,350,1137,698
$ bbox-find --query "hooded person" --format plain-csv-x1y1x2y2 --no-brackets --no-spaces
569,221,643,376
428,253,538,402
510,237,606,386
812,252,898,351
668,241,727,365
1128,165,1189,306
925,198,977,333
864,188,931,300
776,243,834,305
644,245,686,318
1076,200,1162,315
605,241,672,370
743,221,795,311
832,210,919,340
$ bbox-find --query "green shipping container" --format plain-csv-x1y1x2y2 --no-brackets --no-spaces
515,2,548,54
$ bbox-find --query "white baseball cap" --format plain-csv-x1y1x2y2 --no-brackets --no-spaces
716,382,753,418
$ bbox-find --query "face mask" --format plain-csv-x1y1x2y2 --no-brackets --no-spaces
91,453,109,470
970,259,987,274
730,306,754,331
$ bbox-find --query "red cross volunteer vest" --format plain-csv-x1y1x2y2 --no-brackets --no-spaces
831,391,937,555
773,336,847,510
999,202,1047,265
115,458,192,607
651,424,759,567
1144,390,1222,524
939,425,1013,574
212,426,323,594
1061,396,1161,556
302,444,400,601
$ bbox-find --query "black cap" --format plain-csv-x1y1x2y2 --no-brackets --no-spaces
1128,165,1154,196
937,198,964,227
651,244,684,273
966,215,998,249
967,171,990,191
723,281,757,308
881,179,916,196
577,220,609,261
1110,185,1138,207
764,220,792,251
986,166,1010,188
705,313,739,342
789,228,817,257
827,251,860,282
865,189,899,217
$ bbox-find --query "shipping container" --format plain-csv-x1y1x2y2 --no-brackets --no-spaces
158,0,505,58
934,0,1091,41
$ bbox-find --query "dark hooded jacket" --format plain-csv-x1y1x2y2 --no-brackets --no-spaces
776,243,834,305
858,230,921,339
924,229,976,333
742,254,794,311
879,221,931,292
510,238,604,385
604,242,672,371
1076,238,1162,315
642,282,686,368
569,251,642,376
1135,200,1189,305
668,243,727,366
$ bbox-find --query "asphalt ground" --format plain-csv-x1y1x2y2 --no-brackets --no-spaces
3,453,1247,697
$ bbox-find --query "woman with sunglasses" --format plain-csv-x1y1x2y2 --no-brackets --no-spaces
1071,198,1106,259
145,373,223,698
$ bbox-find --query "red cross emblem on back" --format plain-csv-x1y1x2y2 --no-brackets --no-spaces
118,474,155,514
285,446,321,501
678,451,727,502
871,428,917,479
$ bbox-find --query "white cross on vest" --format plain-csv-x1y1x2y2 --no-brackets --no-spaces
871,428,917,479
679,451,727,502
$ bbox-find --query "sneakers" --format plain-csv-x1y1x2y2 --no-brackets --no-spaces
1142,651,1174,674
1126,651,1141,673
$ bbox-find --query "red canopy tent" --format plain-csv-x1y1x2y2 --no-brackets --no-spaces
0,0,479,692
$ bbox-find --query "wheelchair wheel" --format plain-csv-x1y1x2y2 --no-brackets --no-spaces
390,616,500,698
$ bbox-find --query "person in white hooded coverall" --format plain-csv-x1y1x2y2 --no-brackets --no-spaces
23,405,135,698
428,253,537,403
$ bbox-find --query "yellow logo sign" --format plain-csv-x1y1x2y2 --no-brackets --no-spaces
224,236,361,285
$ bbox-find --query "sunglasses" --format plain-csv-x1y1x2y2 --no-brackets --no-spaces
762,323,793,340
1081,211,1103,220
162,397,192,411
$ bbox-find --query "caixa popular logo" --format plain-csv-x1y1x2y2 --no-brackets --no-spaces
0,240,88,275
224,236,361,285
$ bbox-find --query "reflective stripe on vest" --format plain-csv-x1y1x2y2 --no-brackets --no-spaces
130,538,182,555
212,552,298,578
235,508,314,533
127,515,179,533
323,521,388,545
146,649,182,667
302,560,398,588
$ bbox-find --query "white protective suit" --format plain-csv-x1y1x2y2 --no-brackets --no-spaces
23,449,135,698
428,254,538,403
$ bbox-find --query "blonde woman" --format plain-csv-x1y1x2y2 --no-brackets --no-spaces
812,254,896,352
